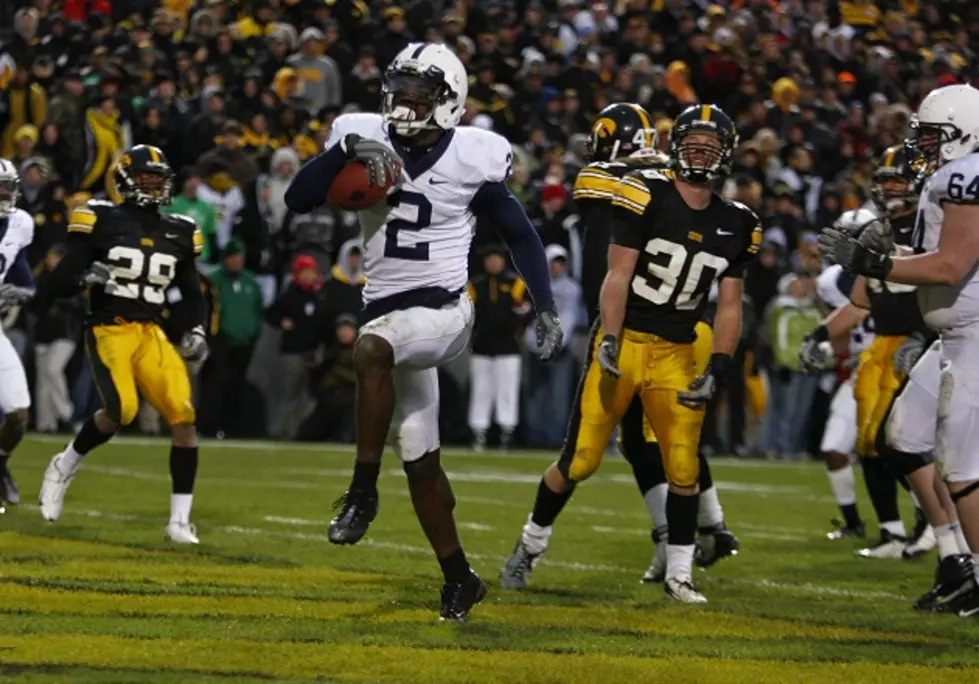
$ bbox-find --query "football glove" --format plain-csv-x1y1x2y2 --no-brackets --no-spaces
0,284,34,313
858,216,894,254
81,261,113,288
179,325,209,373
677,354,731,409
597,334,620,378
893,331,927,375
799,326,832,373
535,308,564,361
817,228,892,279
341,133,401,189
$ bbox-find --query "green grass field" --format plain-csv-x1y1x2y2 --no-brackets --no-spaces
1,435,977,684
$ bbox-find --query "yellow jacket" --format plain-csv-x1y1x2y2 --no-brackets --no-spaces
81,108,124,191
2,82,47,158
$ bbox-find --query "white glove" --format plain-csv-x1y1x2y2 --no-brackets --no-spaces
0,284,34,313
81,262,113,288
179,325,209,373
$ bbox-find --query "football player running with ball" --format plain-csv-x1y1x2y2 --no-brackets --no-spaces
35,145,209,543
501,103,739,591
503,104,760,603
284,43,561,622
820,83,979,615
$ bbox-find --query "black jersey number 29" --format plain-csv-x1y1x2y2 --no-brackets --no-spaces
385,190,432,261
633,238,730,310
104,246,178,304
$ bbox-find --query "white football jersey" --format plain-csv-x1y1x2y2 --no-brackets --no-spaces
326,113,513,304
913,152,979,330
817,264,874,355
0,208,35,283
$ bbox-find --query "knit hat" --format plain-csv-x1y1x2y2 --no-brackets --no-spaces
223,238,245,257
541,183,567,204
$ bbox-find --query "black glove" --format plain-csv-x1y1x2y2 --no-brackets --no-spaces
81,261,113,288
340,133,401,189
817,228,892,279
179,325,209,373
893,331,927,374
799,325,831,373
677,354,730,409
597,334,620,378
535,308,564,361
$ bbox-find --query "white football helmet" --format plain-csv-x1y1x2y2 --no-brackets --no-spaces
908,84,979,168
382,42,468,138
0,158,19,217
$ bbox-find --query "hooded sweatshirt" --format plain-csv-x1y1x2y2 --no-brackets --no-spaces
265,146,300,232
287,50,343,113
321,238,365,323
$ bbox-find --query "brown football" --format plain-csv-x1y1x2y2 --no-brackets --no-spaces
327,160,398,211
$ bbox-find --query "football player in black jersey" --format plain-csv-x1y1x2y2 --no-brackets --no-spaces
33,145,209,543
500,103,739,591
502,105,760,603
802,146,941,558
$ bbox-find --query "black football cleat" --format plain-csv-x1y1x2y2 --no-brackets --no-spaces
827,518,866,541
0,464,20,505
695,523,740,568
954,583,979,618
328,489,378,545
915,554,975,612
440,570,488,622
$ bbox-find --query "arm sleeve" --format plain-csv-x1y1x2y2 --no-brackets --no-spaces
283,143,349,214
5,249,34,289
470,180,554,312
609,175,652,250
174,257,206,333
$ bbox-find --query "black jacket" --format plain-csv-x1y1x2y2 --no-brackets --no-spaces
468,270,529,356
266,283,329,355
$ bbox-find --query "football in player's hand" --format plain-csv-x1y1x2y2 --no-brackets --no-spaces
327,160,400,211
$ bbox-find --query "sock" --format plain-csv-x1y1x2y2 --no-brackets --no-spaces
860,456,901,531
530,478,575,528
697,486,724,528
667,490,699,546
169,446,198,494
438,547,471,584
934,524,958,559
350,461,380,494
952,523,971,554
827,465,857,506
666,544,696,583
67,418,115,468
521,514,553,554
643,482,669,531
170,493,193,524
881,519,908,538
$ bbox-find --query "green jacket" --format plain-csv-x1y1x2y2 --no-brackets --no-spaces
209,266,264,347
165,195,219,263
766,296,823,370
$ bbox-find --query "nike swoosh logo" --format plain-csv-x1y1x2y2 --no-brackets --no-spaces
898,227,912,233
429,178,447,185
165,233,180,239
717,229,734,236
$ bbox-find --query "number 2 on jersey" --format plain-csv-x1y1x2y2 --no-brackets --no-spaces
385,190,432,261
632,238,729,309
105,246,177,304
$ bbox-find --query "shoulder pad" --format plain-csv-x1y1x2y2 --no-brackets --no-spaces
164,213,198,231
163,213,204,257
629,168,672,184
574,163,622,201
67,201,111,235
455,127,513,183
611,172,655,216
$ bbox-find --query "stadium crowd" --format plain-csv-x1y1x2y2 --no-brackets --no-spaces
1,0,977,451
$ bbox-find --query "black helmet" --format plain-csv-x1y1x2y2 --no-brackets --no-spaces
872,144,921,215
669,104,738,186
588,102,656,162
114,144,174,207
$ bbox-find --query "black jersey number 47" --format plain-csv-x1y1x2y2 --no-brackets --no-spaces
633,237,729,310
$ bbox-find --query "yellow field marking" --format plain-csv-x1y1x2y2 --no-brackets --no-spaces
0,580,945,647
0,636,973,684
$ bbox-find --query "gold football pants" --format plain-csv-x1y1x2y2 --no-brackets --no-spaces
560,326,705,487
853,335,908,457
86,321,195,427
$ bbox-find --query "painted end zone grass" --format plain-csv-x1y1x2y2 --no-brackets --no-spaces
0,435,976,683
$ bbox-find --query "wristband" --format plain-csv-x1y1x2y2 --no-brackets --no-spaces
811,325,829,343
709,353,733,381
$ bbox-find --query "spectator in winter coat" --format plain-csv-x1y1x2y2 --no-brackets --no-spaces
198,120,260,188
1,65,46,159
79,94,124,192
265,255,329,439
264,146,300,235
320,238,365,326
164,173,219,265
288,27,343,114
298,313,358,443
18,158,67,268
46,69,87,166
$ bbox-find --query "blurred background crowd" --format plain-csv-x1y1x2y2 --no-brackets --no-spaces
1,0,977,454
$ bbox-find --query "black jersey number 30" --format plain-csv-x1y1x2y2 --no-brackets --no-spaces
105,246,178,304
633,238,730,309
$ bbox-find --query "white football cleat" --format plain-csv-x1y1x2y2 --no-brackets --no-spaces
642,540,667,583
664,577,708,603
904,524,936,559
39,453,79,521
166,521,200,544
857,529,908,559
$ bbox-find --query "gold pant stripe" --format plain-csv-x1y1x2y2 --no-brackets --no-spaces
854,335,908,457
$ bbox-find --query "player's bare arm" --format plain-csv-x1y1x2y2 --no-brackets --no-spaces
884,203,979,285
599,243,639,340
711,277,743,357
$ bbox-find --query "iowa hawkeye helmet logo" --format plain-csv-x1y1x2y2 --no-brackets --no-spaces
593,117,617,139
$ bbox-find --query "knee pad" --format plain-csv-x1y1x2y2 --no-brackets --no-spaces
951,480,979,504
566,447,604,483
